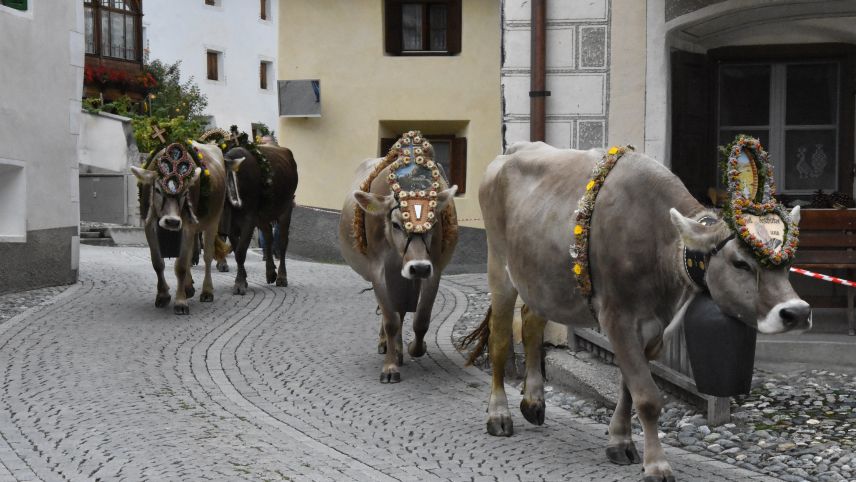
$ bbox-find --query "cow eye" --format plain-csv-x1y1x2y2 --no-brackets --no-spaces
732,260,752,272
391,221,403,231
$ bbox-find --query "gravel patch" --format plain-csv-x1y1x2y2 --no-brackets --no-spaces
452,291,856,482
0,285,68,325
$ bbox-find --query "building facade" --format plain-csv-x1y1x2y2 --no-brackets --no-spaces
0,0,84,293
143,0,279,135
277,0,502,227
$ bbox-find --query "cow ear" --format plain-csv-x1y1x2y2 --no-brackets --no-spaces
131,166,157,185
435,185,458,211
225,156,245,172
354,191,393,216
790,205,801,226
669,208,732,252
186,167,203,187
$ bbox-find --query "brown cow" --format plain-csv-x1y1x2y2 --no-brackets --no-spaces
131,141,230,314
339,132,458,383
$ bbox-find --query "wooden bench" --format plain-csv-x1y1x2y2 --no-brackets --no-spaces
793,208,856,336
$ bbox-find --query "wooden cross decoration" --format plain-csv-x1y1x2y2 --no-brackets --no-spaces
151,126,167,144
226,131,240,145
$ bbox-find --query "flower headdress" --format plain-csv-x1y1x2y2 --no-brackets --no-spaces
385,130,444,234
722,135,798,266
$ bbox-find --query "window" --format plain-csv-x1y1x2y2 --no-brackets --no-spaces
384,0,461,56
717,61,841,194
207,50,221,81
0,160,26,243
259,61,272,90
380,135,467,193
205,0,217,5
84,0,142,61
260,0,269,20
1,0,27,11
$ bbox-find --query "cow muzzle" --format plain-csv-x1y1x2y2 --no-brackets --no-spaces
402,260,433,280
159,215,182,231
757,299,812,334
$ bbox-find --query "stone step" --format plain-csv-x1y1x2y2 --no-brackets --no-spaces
80,231,104,239
80,237,114,246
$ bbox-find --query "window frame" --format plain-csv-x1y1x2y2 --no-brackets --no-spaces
84,0,143,63
260,0,268,20
384,0,461,57
206,50,222,82
259,60,272,90
0,0,27,12
709,44,855,197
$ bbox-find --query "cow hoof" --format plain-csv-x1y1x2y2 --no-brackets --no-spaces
606,442,641,465
486,414,514,437
520,398,545,426
379,371,401,383
173,304,190,315
200,292,213,302
276,277,287,287
233,284,247,296
216,261,229,273
642,477,675,482
408,340,427,358
185,285,196,298
155,294,171,308
266,272,277,284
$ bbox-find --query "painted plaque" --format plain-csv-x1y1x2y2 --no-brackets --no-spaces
746,213,785,253
735,151,758,201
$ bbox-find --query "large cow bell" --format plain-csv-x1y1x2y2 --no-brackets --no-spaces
157,226,183,259
684,293,757,397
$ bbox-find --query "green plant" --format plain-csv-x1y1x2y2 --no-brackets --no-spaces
145,59,208,119
132,116,207,155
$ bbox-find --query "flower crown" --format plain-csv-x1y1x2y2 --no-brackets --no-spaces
385,130,443,234
723,135,798,266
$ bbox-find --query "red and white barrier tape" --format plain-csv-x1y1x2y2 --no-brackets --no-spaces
790,267,856,288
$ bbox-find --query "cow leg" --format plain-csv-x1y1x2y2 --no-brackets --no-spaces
520,304,547,426
275,201,294,287
603,315,673,481
375,289,402,383
199,225,216,302
486,249,518,437
232,217,255,295
172,229,196,315
606,378,642,465
409,277,439,358
144,223,171,308
260,223,277,284
377,315,387,354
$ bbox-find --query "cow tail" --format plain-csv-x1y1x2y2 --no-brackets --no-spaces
461,306,491,366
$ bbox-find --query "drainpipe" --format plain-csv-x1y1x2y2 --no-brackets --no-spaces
530,0,548,142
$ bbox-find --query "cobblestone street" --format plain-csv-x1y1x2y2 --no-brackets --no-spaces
0,246,778,481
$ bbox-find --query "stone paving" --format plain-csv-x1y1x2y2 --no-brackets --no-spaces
0,246,778,481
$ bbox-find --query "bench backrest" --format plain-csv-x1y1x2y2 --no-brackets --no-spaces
794,209,856,268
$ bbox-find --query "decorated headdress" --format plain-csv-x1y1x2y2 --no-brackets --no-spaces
154,142,199,195
722,135,799,266
385,130,444,234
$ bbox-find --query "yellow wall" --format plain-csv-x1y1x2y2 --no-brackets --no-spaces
278,0,502,227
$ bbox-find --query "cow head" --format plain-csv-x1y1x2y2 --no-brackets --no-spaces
131,143,203,232
670,206,811,334
223,150,245,209
354,186,457,280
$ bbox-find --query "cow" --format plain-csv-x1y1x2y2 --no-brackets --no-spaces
465,142,810,481
130,141,229,315
339,131,458,383
221,141,298,294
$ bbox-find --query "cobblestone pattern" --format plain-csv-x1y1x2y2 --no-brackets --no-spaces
0,247,775,481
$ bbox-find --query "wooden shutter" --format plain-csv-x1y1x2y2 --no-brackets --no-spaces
205,0,215,5
380,138,396,157
670,50,714,205
207,52,218,81
260,0,267,20
451,137,467,194
2,0,27,11
260,62,268,89
446,0,462,55
384,0,403,55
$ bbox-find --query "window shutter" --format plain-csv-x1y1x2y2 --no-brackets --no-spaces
446,0,462,55
2,0,27,11
260,0,267,20
207,52,218,81
384,0,402,55
670,50,714,205
451,137,467,194
260,62,268,89
380,138,396,157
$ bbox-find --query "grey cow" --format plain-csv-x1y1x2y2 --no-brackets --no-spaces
339,133,458,383
468,142,810,481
